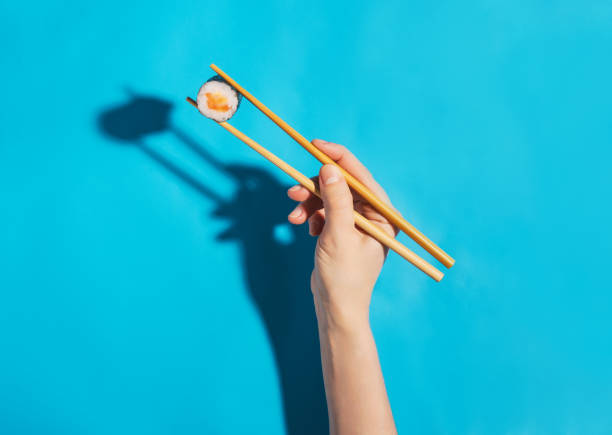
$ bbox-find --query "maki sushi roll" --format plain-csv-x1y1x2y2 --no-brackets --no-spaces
196,75,242,122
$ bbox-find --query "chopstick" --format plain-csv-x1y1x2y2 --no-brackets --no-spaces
209,64,454,269
186,97,444,281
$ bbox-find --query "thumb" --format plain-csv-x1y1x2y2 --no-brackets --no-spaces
319,164,354,234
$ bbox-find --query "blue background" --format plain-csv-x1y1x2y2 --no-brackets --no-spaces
2,1,611,433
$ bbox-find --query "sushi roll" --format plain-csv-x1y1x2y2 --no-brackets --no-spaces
196,75,242,122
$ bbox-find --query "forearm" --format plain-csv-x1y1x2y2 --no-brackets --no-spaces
314,294,397,435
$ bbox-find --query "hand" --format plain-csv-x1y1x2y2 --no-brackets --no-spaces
287,139,398,330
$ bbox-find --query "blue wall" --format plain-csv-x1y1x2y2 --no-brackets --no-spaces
1,1,611,433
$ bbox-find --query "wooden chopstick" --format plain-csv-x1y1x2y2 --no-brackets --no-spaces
186,97,443,281
209,64,454,269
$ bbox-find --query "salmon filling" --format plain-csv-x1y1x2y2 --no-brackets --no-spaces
205,92,230,112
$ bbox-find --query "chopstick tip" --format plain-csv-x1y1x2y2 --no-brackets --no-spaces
186,96,197,108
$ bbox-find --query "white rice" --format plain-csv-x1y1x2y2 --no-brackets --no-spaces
196,80,240,122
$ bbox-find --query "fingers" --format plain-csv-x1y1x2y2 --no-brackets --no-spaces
287,181,323,225
311,139,390,203
288,194,323,224
308,211,325,236
318,164,354,235
287,185,325,236
287,184,311,202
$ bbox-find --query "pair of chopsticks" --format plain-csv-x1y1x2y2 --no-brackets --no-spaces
187,64,454,281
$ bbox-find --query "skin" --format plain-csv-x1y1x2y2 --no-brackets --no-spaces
287,139,398,435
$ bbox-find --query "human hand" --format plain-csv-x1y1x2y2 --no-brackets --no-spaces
287,140,398,330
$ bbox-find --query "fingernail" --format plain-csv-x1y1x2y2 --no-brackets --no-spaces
289,207,303,218
321,164,341,185
288,185,301,192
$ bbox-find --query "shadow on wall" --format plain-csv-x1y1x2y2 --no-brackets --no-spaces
97,92,328,435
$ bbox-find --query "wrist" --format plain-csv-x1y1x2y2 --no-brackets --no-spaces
312,291,371,336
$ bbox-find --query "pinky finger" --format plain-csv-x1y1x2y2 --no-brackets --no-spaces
308,211,325,236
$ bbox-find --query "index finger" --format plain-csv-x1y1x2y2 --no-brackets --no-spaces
311,139,391,204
